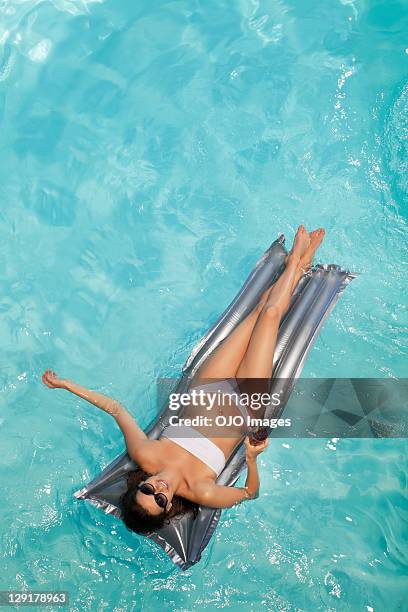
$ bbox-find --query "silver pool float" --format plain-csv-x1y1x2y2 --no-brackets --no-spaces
74,234,357,570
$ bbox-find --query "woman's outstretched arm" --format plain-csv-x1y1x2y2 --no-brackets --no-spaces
42,370,150,460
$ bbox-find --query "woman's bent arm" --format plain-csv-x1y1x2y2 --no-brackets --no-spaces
194,436,269,508
243,457,260,499
194,460,260,508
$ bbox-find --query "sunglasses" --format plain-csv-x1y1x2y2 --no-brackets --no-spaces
137,483,168,509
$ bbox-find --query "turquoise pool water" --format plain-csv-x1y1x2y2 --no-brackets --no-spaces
1,0,407,609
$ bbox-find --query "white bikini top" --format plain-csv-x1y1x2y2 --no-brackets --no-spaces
160,423,226,477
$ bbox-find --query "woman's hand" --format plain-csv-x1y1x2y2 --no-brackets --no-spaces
245,435,269,462
42,369,67,389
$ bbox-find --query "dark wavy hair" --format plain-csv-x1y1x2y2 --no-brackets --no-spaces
120,468,199,536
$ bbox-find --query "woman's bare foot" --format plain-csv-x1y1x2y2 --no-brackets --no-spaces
285,224,310,264
298,228,325,272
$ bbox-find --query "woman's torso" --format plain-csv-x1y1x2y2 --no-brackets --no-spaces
153,379,249,498
173,378,248,458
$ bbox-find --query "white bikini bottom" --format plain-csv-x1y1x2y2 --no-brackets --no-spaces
161,378,249,478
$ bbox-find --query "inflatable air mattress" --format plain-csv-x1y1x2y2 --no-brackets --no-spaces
74,234,357,569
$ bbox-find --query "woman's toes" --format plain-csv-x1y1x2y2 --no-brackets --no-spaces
299,227,325,269
310,228,325,246
316,228,325,244
286,224,314,264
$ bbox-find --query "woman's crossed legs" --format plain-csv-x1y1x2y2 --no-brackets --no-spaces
193,225,325,383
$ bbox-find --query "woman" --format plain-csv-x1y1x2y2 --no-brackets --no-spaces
42,224,324,535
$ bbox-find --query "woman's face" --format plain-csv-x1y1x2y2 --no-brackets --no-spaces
134,474,174,516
